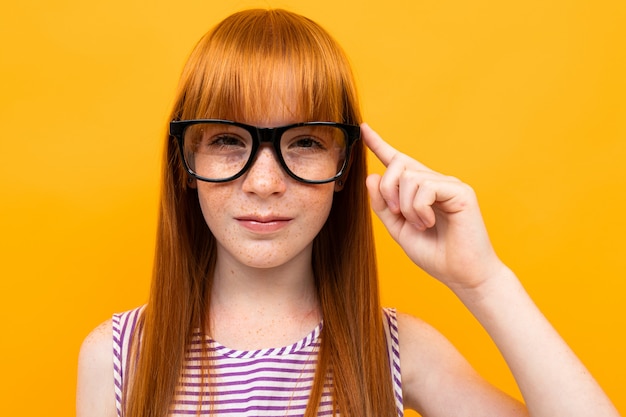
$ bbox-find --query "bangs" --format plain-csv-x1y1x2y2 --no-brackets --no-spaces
175,9,358,125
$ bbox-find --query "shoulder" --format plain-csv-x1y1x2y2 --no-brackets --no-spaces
77,319,117,417
395,311,461,401
394,311,526,416
395,311,452,358
78,319,113,377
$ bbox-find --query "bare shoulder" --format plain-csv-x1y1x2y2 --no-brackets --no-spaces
77,319,117,417
80,319,113,354
395,311,527,417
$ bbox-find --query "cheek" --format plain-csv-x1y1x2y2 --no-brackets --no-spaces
196,185,234,227
317,189,335,217
300,185,335,227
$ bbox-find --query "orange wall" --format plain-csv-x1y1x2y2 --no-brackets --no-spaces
1,1,624,415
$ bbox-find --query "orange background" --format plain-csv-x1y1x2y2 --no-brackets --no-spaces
1,0,624,415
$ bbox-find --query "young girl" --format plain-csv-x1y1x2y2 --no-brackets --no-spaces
76,8,620,417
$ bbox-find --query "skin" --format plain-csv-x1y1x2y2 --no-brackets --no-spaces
77,319,116,417
76,119,621,417
362,123,620,417
197,112,334,350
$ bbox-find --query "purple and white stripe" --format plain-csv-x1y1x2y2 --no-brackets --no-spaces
112,305,144,417
383,308,404,417
112,306,404,416
170,323,333,416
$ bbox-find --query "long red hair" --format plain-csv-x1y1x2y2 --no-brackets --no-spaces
125,9,397,417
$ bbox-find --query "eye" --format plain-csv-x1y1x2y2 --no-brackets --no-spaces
288,136,327,151
208,134,247,148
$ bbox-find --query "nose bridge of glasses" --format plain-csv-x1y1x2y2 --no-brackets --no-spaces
252,127,285,166
255,126,281,145
248,127,285,170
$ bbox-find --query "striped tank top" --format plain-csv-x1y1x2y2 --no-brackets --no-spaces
113,307,403,416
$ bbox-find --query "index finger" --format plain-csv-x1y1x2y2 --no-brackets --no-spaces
361,123,433,172
360,123,398,167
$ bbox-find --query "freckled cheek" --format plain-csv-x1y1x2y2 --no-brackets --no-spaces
197,186,234,231
297,187,335,230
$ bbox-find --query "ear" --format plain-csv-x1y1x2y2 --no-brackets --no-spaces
334,179,344,192
187,177,197,189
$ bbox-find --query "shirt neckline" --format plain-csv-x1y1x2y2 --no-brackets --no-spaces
206,321,323,359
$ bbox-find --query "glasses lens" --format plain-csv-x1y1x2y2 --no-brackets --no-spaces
280,125,347,182
183,123,253,180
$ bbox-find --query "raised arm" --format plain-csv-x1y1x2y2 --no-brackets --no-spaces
363,123,620,417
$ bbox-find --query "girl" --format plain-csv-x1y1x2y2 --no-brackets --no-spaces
77,8,620,417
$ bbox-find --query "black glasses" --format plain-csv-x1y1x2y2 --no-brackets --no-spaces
170,119,360,184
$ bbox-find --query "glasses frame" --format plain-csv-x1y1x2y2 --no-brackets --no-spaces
169,119,361,184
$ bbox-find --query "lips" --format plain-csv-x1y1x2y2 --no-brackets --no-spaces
235,215,293,233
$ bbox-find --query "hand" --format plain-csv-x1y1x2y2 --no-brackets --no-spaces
363,123,505,291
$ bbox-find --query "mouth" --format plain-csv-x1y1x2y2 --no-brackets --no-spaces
236,215,292,222
235,215,293,233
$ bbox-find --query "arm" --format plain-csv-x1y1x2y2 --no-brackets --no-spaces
76,319,117,417
362,123,620,417
397,312,527,416
454,265,618,416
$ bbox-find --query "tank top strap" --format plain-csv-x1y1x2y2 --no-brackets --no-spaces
112,305,145,417
382,307,404,417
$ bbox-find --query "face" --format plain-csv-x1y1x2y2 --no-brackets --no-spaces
195,110,336,272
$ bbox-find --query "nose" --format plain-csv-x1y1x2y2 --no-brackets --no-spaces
241,144,287,197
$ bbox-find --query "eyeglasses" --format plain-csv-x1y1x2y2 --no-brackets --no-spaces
170,119,360,184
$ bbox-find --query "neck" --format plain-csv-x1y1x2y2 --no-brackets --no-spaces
207,247,321,350
212,250,318,308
